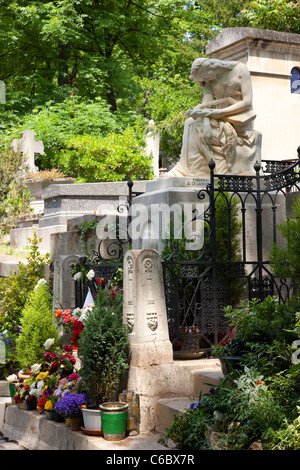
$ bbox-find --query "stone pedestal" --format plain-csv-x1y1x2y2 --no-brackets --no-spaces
131,177,210,253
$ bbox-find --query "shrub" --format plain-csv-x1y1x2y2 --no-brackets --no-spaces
58,126,154,182
15,279,59,372
0,148,32,234
0,233,50,332
270,196,300,286
78,287,129,405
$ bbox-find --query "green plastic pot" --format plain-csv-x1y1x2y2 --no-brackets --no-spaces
100,402,129,441
8,383,16,401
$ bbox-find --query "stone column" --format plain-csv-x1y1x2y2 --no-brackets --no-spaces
123,249,177,432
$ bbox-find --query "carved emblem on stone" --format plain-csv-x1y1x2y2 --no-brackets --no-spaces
147,312,158,331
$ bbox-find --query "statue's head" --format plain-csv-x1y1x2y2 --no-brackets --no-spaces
190,58,237,84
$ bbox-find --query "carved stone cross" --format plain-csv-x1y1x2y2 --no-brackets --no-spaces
11,129,44,172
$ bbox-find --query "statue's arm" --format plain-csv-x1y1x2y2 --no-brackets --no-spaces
186,84,214,117
188,64,253,120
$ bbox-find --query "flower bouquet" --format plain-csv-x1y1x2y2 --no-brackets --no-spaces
55,391,87,431
54,308,85,350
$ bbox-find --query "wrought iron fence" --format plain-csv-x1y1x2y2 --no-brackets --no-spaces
162,152,300,357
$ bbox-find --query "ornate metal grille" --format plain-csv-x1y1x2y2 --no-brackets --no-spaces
162,151,300,356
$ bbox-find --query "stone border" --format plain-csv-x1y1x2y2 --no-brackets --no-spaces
2,405,166,451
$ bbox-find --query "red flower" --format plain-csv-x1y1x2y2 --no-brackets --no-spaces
96,278,106,289
63,345,72,352
50,361,58,374
60,353,76,364
110,288,117,302
37,396,47,407
71,320,84,346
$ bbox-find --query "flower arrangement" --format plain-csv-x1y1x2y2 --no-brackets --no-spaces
54,391,87,418
54,308,86,349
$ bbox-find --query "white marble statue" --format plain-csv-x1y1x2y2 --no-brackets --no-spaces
168,58,262,177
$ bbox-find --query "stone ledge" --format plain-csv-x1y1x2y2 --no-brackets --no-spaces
155,397,192,434
3,405,166,451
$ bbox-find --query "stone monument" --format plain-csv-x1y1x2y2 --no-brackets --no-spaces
131,56,263,253
168,57,262,178
205,28,300,161
123,249,174,431
11,129,44,173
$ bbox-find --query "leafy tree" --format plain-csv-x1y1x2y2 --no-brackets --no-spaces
59,125,154,182
238,0,300,33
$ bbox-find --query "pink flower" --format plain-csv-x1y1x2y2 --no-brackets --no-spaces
69,373,80,382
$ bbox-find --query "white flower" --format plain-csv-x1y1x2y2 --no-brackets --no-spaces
30,363,42,375
6,374,18,383
73,272,82,281
72,308,82,318
34,278,47,290
43,338,55,350
87,269,95,281
37,380,44,390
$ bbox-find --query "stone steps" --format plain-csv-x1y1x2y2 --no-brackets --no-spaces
155,365,224,434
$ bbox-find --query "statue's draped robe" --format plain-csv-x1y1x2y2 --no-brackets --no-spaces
168,73,261,177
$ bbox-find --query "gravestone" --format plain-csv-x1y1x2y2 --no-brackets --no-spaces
123,249,176,432
11,130,44,172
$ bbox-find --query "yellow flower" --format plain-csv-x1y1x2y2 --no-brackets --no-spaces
44,400,53,411
35,371,49,382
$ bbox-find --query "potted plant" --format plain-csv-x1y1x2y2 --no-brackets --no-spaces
78,285,130,439
54,391,87,431
6,374,18,403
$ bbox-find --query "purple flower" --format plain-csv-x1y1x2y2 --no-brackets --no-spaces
55,391,87,417
189,401,198,410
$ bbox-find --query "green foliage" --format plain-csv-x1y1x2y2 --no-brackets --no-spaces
0,233,50,332
9,96,120,169
161,294,300,450
58,125,153,182
78,287,129,405
270,196,300,284
214,295,299,375
15,280,59,372
239,0,300,33
0,148,32,235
